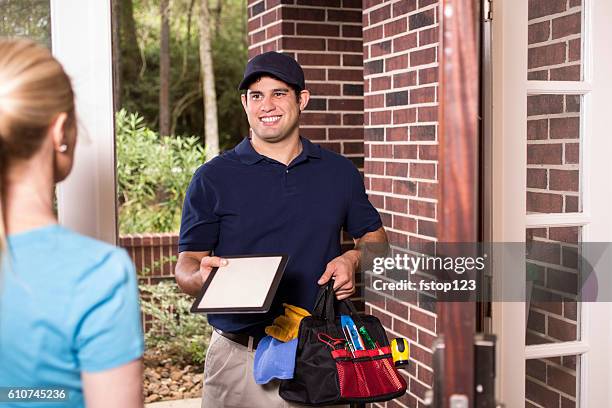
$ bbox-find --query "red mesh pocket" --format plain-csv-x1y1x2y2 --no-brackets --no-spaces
334,351,369,398
331,347,407,400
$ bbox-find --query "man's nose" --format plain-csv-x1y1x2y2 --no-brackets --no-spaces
259,95,275,112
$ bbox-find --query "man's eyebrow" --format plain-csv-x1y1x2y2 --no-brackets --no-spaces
248,88,289,93
247,88,290,95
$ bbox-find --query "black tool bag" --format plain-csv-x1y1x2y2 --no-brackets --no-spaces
279,281,407,406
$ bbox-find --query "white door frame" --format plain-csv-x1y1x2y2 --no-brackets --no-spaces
492,0,612,406
51,0,117,244
490,0,528,406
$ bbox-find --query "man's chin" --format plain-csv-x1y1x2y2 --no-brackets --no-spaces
252,130,287,143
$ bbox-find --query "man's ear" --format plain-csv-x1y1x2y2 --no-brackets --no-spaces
241,93,248,111
298,90,310,112
49,112,68,152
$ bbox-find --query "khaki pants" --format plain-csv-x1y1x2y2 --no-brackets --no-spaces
201,331,346,408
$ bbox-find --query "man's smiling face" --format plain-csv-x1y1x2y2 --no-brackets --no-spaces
241,76,309,143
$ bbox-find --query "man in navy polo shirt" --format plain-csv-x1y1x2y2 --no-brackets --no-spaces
175,51,387,408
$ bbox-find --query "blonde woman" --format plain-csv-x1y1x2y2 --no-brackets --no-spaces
0,39,144,407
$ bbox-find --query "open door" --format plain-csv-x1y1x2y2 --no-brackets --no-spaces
492,0,612,406
436,0,481,406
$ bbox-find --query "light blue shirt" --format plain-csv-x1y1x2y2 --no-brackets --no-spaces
0,225,144,407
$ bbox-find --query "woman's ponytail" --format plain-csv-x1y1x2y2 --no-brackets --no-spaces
0,38,74,254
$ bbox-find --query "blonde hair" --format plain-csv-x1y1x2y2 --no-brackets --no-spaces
0,39,75,249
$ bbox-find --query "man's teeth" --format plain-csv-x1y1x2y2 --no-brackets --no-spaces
261,116,281,123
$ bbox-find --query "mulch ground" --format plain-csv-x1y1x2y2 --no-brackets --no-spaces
143,349,203,403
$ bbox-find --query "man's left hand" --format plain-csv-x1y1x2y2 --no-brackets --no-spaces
318,250,360,300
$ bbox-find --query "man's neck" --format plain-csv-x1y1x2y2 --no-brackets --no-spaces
250,133,303,166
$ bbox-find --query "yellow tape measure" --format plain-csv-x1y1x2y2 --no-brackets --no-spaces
391,338,410,367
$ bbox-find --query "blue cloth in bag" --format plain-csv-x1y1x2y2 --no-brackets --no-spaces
253,336,298,384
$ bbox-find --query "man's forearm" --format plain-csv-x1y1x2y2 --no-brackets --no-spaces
175,255,204,297
351,227,389,269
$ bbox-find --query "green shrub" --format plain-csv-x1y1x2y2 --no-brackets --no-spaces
116,109,205,234
140,281,212,365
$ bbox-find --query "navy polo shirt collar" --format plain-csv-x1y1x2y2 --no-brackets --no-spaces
235,136,321,166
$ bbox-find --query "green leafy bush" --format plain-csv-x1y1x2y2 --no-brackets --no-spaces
116,109,205,234
140,281,212,365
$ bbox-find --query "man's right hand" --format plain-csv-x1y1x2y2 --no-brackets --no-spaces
175,251,227,297
199,256,228,283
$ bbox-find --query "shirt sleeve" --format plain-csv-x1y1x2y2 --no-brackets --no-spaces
74,249,144,372
344,164,383,239
178,168,220,252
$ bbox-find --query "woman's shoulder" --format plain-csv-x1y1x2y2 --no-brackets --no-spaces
56,227,134,279
49,226,131,270
9,225,134,282
57,226,126,256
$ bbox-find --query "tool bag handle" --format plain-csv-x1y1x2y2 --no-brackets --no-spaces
312,280,335,320
312,280,365,327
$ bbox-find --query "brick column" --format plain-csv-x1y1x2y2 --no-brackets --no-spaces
363,1,440,406
247,0,364,168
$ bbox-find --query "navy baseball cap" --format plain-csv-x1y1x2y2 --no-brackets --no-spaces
239,51,305,91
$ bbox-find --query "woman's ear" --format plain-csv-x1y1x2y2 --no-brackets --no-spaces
49,112,77,183
49,112,68,152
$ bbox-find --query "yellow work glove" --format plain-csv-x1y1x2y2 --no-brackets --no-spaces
265,303,311,342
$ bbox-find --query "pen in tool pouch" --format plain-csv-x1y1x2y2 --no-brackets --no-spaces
344,313,377,350
357,325,377,350
341,325,356,357
340,315,365,350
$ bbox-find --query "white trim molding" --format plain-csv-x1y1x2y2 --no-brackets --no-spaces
491,0,528,405
525,341,590,360
51,0,117,244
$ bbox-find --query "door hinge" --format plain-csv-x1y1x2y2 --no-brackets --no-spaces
483,0,492,21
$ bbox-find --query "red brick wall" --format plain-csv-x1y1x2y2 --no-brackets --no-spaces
362,1,440,406
525,226,580,407
525,2,583,406
526,94,581,213
247,0,365,168
528,0,582,81
526,355,578,408
119,233,179,284
526,226,579,346
247,0,366,301
119,233,179,332
246,1,441,404
527,0,583,213
526,0,582,216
